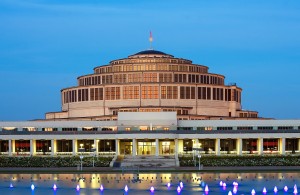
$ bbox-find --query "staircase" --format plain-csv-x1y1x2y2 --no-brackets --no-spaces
120,155,177,168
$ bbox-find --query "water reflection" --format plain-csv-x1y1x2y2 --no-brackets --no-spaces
0,172,299,194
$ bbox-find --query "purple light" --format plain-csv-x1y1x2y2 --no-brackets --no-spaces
222,182,227,190
251,189,256,195
295,185,298,189
284,186,288,192
9,183,13,188
124,185,129,193
31,184,35,191
228,191,232,195
205,185,209,192
150,186,155,193
100,184,104,192
294,188,298,194
233,181,238,186
177,186,181,193
167,183,171,188
274,186,278,193
180,181,183,188
219,181,223,186
53,184,57,191
262,187,267,194
76,184,80,191
233,186,238,194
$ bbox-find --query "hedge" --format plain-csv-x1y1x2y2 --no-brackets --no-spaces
0,156,113,167
179,155,300,167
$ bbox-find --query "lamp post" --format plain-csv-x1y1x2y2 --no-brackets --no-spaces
91,144,96,167
79,144,85,171
198,154,201,170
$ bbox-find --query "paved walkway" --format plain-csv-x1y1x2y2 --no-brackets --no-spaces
0,166,300,173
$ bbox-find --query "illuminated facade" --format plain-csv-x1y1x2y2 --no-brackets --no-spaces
2,49,299,167
46,50,258,121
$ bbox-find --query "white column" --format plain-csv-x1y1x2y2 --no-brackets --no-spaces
30,140,36,156
115,139,120,155
194,139,199,148
215,139,220,156
258,138,263,155
155,139,159,156
12,140,15,154
94,139,99,156
8,140,12,156
174,139,178,158
72,139,77,156
51,139,57,156
280,138,286,155
237,138,242,155
132,139,136,157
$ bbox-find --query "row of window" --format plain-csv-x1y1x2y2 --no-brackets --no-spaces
1,139,298,153
95,63,207,74
1,126,299,132
78,73,224,86
63,86,241,103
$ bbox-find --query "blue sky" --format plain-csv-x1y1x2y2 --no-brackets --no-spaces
0,0,300,120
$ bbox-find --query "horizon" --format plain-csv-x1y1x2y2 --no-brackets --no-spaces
1,0,300,120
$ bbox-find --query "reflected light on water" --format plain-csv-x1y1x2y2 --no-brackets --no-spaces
177,186,181,193
1,172,300,195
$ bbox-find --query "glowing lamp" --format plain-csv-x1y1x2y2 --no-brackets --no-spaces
177,186,181,193
180,181,183,188
205,184,209,192
150,186,155,193
262,187,267,194
124,185,129,193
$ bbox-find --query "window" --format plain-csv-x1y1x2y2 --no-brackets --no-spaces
257,126,273,130
105,87,120,100
237,126,253,130
141,86,159,99
123,86,139,99
217,127,233,130
278,126,293,130
180,86,195,99
62,128,78,131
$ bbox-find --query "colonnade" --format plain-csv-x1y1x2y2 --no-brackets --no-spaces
1,138,299,157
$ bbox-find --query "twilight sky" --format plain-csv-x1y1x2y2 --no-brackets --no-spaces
0,0,300,120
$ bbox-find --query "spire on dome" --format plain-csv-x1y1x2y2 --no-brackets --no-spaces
149,31,153,49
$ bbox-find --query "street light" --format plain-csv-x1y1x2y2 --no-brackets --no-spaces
91,145,96,167
78,144,85,171
198,154,201,170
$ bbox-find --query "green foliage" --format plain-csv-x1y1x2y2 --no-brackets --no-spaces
179,155,300,167
0,156,113,167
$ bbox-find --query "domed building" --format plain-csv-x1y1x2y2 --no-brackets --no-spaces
46,49,258,121
1,48,299,161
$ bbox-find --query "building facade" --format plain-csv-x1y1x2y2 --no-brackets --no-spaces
46,50,258,121
1,113,300,159
2,49,299,167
